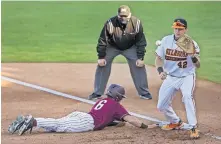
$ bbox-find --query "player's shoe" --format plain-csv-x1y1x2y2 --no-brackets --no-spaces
88,93,101,100
161,120,184,130
18,115,35,136
140,93,152,100
8,115,25,134
190,127,200,139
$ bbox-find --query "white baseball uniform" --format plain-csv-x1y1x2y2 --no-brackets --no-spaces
155,34,200,129
35,111,95,132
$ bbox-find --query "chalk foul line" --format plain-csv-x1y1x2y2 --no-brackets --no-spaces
1,76,221,141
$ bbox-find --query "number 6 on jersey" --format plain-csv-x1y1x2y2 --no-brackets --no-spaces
94,100,107,110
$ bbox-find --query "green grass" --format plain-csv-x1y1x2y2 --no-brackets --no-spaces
2,1,221,83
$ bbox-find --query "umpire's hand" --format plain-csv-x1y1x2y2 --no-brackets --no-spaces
98,59,107,67
136,59,144,67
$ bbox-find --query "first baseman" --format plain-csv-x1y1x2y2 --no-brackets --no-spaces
155,18,200,139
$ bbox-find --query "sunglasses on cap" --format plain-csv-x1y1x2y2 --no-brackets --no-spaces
172,21,186,29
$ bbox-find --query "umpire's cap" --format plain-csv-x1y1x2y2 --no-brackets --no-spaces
118,5,131,17
106,84,126,102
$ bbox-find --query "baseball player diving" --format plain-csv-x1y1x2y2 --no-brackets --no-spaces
8,84,157,136
155,18,200,139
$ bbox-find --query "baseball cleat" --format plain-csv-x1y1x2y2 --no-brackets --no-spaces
18,115,35,136
140,93,152,100
161,120,184,130
190,128,200,139
8,115,25,134
88,93,101,100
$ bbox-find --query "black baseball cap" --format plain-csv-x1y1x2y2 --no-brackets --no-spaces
172,18,187,29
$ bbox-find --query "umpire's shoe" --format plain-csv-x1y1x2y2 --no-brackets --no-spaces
8,115,25,134
18,115,35,135
140,93,152,100
88,93,101,100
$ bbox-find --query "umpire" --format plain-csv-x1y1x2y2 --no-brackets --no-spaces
89,5,152,100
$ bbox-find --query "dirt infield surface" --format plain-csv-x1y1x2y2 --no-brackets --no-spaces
1,63,221,144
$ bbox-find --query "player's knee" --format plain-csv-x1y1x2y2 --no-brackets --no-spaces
157,102,166,112
182,94,192,103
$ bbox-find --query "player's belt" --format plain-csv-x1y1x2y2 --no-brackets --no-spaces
168,75,186,78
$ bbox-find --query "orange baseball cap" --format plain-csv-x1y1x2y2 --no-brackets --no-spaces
172,18,187,29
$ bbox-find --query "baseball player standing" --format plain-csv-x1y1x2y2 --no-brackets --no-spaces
8,84,157,136
155,18,200,139
88,5,152,100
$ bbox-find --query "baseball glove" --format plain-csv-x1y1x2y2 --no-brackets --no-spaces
176,34,195,54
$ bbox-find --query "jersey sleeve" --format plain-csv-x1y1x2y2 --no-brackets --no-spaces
114,103,130,121
155,37,166,59
135,20,147,60
97,20,112,59
193,40,200,56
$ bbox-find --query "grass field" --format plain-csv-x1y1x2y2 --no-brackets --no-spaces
1,1,221,83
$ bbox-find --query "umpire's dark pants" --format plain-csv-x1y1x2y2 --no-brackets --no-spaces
93,45,150,96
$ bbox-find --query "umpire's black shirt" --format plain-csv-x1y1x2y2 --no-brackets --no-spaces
97,16,147,60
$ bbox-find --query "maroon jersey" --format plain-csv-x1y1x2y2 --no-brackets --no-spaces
88,97,129,130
